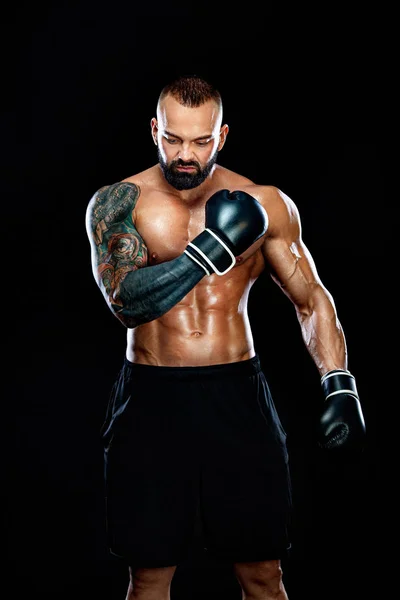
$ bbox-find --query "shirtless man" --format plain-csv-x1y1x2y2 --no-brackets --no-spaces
85,75,366,600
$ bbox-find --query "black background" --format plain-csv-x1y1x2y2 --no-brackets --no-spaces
5,3,392,599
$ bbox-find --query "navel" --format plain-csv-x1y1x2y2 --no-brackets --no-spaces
191,331,203,337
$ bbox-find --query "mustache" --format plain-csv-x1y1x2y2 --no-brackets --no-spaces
174,159,200,169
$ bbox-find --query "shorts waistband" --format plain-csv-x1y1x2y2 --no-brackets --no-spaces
123,354,261,380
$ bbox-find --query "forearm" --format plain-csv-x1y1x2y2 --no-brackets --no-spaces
296,303,348,376
111,253,205,328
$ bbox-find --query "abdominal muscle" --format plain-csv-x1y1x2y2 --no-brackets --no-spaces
126,265,259,366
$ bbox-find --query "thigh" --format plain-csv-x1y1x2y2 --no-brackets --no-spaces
199,371,292,562
201,457,292,562
103,369,202,567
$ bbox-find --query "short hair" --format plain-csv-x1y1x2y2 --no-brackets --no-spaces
158,75,222,111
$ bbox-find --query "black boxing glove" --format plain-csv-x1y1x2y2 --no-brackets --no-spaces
318,369,366,450
184,189,269,276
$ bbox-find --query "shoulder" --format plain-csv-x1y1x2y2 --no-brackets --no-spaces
217,168,297,218
86,180,141,217
85,181,144,240
88,165,160,207
120,165,160,188
240,184,301,237
214,164,255,187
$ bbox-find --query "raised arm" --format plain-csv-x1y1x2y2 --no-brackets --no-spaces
85,181,206,328
85,183,269,329
261,186,365,450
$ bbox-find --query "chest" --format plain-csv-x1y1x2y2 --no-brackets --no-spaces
135,197,205,264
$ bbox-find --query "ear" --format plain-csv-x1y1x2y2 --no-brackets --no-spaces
217,124,229,151
150,118,158,145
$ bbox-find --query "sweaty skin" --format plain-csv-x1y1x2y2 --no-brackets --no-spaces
86,96,347,372
88,167,346,371
123,168,265,366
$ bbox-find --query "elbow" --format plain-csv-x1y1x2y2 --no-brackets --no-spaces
112,303,162,329
295,304,316,328
295,284,336,321
112,303,143,328
294,285,319,320
114,312,139,329
109,297,140,328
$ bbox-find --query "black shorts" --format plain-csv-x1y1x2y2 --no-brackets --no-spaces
101,354,292,568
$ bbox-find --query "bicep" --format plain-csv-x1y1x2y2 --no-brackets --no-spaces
85,182,149,304
263,234,327,309
260,186,335,311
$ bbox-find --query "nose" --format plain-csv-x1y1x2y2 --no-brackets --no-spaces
178,143,194,162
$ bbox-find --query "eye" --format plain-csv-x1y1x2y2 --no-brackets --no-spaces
166,138,178,144
196,140,210,146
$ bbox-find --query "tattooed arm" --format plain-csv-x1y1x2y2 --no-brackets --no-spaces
85,181,206,328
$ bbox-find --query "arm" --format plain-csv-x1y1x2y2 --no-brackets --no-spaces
85,181,206,328
85,183,268,329
261,187,365,449
261,187,346,376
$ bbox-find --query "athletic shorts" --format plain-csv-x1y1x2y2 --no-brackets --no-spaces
100,354,292,568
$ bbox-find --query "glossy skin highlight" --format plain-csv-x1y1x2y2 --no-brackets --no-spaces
87,94,347,373
123,173,265,366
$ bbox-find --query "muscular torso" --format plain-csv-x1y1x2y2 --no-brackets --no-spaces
122,165,268,366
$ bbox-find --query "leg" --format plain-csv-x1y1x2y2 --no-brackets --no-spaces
233,559,289,600
199,364,292,579
103,362,201,584
125,565,177,600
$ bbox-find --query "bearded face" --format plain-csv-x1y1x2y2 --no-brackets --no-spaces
157,148,219,191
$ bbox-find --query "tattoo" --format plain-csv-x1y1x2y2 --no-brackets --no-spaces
88,182,148,308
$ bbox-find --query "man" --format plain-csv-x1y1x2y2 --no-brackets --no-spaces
85,75,366,600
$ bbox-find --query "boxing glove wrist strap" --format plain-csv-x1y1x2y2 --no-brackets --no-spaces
184,228,237,276
183,248,211,276
321,369,359,401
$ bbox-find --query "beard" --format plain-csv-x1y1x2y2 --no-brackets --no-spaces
157,148,218,190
